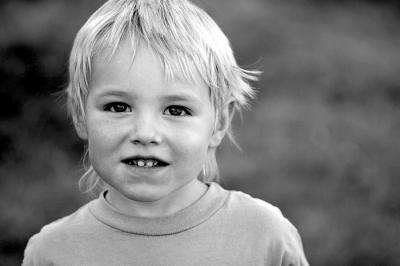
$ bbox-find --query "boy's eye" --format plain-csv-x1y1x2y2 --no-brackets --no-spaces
164,105,191,116
104,102,131,112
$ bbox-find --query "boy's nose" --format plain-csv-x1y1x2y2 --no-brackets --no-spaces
129,115,162,145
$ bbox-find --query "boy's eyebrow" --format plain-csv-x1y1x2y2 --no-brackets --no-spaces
92,88,130,98
162,93,201,103
92,88,202,103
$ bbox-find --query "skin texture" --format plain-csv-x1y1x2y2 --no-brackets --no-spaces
76,40,229,218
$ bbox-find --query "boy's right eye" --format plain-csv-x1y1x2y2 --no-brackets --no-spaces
104,102,131,112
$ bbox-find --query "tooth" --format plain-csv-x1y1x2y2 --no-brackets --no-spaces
137,160,145,167
146,160,154,167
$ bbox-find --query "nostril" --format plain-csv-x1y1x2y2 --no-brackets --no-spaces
131,139,161,145
130,131,162,145
129,118,162,145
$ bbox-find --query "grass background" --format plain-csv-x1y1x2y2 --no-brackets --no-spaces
1,0,400,265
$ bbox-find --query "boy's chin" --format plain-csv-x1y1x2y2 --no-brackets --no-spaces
106,185,183,217
123,188,168,203
111,183,169,202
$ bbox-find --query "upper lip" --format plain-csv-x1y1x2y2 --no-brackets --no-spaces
121,155,169,165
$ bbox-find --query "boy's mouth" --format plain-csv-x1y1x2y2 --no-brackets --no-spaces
121,156,169,168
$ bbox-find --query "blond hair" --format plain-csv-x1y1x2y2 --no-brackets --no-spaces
66,0,259,193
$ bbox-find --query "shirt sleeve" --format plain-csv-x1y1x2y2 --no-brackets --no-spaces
281,226,309,266
22,234,48,266
270,218,310,266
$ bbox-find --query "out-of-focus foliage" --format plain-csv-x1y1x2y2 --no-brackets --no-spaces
1,0,399,265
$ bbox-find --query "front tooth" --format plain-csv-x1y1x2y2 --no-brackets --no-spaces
137,160,145,167
146,160,154,167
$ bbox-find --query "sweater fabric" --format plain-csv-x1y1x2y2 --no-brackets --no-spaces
23,183,309,266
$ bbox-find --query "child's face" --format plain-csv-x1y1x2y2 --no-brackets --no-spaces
78,40,226,212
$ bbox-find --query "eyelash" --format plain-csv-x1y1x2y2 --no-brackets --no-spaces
103,103,191,116
104,102,131,112
164,105,191,116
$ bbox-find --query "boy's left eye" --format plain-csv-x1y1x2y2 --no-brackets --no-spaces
164,105,191,116
104,102,131,112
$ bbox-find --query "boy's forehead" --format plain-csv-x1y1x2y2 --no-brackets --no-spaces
89,41,213,104
92,39,207,88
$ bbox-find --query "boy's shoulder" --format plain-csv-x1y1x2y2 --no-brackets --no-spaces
33,200,94,238
219,185,308,265
224,186,284,222
23,200,96,264
226,187,283,216
221,184,301,239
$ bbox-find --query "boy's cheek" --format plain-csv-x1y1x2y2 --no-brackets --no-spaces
89,125,119,141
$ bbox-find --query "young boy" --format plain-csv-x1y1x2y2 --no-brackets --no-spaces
23,0,309,265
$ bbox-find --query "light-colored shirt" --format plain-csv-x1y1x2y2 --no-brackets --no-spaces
23,182,309,265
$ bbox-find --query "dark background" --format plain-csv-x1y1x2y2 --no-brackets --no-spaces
1,0,400,265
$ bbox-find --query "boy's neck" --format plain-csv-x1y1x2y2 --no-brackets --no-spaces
105,180,208,218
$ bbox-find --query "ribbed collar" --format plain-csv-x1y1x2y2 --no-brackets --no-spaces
88,182,229,236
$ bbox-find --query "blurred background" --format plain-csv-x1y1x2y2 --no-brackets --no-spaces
1,0,400,265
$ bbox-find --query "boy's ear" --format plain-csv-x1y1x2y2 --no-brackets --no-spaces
209,100,235,148
73,116,88,140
